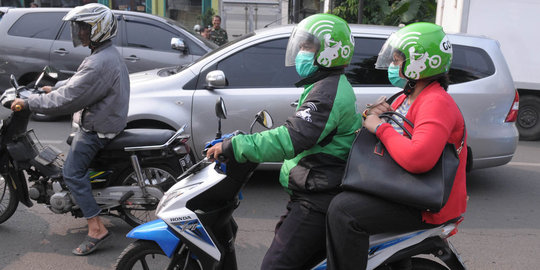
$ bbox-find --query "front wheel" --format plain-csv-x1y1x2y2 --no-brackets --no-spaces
118,165,180,227
0,175,19,224
115,240,202,270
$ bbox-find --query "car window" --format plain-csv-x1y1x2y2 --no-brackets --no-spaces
346,37,389,86
8,12,65,39
449,44,495,84
58,21,120,45
215,38,300,88
125,18,206,55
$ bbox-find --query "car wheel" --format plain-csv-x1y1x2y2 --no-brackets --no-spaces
517,94,540,141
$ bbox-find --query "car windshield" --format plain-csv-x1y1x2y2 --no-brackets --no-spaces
163,18,218,50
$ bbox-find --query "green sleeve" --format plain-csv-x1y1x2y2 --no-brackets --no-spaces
229,126,296,163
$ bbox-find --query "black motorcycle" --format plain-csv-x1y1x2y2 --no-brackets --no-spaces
0,69,193,227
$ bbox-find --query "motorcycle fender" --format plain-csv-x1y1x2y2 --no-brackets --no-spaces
4,169,32,207
127,219,181,258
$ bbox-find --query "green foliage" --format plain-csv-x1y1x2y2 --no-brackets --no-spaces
198,8,216,28
331,0,437,26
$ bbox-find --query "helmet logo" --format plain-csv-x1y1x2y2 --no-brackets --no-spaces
440,35,452,53
399,32,444,79
309,20,335,38
317,34,352,67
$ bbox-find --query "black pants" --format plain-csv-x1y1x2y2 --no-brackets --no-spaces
326,191,436,270
261,193,334,270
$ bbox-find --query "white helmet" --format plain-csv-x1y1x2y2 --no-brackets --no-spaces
63,3,117,47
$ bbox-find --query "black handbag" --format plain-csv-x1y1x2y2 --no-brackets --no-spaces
341,111,465,212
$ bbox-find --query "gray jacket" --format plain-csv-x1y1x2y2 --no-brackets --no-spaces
28,41,130,134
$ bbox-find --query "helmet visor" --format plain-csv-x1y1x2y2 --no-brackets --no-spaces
70,21,82,47
374,33,405,70
285,28,320,67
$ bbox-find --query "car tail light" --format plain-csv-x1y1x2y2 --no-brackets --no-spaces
505,90,519,122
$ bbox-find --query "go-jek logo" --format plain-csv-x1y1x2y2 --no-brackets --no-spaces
309,20,335,38
397,31,422,52
440,35,452,53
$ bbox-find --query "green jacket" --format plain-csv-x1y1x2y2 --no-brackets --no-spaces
222,71,361,193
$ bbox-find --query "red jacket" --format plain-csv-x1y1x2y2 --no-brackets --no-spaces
376,82,467,224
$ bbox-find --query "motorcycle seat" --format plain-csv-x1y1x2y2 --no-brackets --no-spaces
103,129,176,151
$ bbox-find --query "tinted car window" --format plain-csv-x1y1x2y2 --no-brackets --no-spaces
8,12,64,39
449,44,495,84
125,18,206,56
216,38,300,88
346,37,389,86
58,21,120,45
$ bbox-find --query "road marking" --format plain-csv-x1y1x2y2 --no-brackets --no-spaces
508,162,540,167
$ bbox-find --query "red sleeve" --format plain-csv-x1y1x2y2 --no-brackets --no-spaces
376,94,458,173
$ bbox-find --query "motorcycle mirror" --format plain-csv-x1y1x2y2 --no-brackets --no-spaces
9,74,19,89
256,110,273,129
215,97,227,139
250,110,274,134
215,97,227,119
43,66,59,79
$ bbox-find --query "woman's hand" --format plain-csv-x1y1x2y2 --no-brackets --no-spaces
364,114,385,134
206,142,223,161
367,101,393,116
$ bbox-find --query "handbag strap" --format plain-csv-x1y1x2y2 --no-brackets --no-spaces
379,110,467,155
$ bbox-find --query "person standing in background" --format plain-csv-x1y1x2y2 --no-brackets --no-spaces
209,15,228,46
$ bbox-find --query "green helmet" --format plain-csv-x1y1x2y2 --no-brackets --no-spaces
375,22,452,80
285,13,354,68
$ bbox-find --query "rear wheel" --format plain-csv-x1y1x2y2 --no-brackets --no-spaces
0,175,19,224
376,257,449,270
517,95,540,141
118,165,179,227
114,240,202,270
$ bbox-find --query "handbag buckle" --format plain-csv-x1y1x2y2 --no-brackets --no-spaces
374,141,384,156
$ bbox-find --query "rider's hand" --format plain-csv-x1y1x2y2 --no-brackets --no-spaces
364,114,385,134
206,142,223,161
41,86,53,93
10,98,26,112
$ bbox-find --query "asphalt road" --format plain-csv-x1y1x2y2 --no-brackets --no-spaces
1,118,539,269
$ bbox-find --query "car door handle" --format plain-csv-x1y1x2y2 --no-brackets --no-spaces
125,55,140,62
290,101,298,107
53,49,69,56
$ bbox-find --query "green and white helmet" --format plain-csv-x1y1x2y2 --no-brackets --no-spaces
375,22,452,80
285,13,354,68
63,3,117,47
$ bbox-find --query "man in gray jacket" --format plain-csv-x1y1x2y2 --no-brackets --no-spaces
11,3,129,256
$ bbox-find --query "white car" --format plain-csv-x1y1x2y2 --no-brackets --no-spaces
126,24,519,171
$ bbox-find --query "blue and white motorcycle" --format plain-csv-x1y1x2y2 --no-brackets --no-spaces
114,98,467,270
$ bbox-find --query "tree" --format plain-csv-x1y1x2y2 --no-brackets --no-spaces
332,0,437,26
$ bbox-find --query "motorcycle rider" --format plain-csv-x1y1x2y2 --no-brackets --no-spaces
206,14,361,269
10,3,129,256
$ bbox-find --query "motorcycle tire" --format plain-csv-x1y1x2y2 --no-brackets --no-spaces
0,175,19,224
114,240,202,270
118,164,180,227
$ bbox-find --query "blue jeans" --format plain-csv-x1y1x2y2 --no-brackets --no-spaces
63,130,110,219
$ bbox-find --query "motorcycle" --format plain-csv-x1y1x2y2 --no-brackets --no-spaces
114,98,467,270
0,68,193,227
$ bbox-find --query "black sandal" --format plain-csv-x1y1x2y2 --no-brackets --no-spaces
72,232,113,256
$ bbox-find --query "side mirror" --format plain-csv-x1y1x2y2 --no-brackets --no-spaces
256,110,273,129
9,74,19,89
171,37,186,53
206,70,227,89
215,97,227,119
34,66,59,90
250,110,274,134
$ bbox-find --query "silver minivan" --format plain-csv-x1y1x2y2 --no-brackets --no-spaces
126,25,518,171
0,7,217,90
